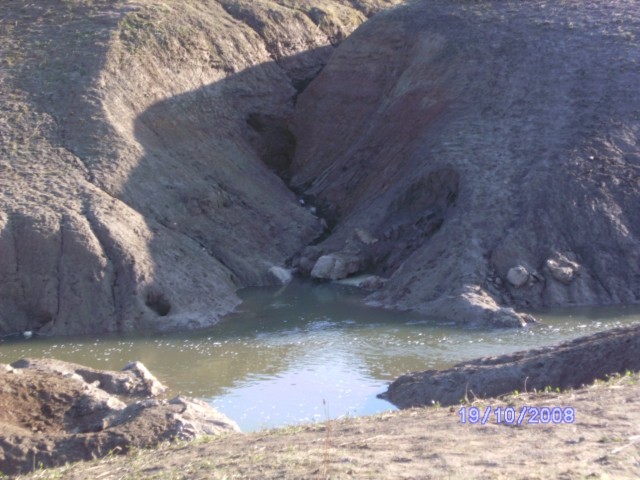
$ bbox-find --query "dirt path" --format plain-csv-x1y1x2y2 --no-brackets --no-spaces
19,372,640,479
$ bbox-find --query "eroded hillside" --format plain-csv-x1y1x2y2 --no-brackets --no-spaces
1,0,640,335
290,0,640,326
0,0,400,335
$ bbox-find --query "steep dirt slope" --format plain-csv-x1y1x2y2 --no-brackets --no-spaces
3,0,639,334
0,0,401,335
291,0,640,326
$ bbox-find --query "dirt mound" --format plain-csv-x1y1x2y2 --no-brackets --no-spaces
381,323,640,408
0,359,238,476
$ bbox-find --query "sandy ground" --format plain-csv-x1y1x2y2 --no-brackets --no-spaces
16,372,640,480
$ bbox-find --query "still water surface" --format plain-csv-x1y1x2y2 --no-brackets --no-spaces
1,281,639,431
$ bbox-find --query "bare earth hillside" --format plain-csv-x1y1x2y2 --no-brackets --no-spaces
0,0,399,335
1,0,640,335
290,0,640,326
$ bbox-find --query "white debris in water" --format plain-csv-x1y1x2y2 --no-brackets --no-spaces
268,266,293,285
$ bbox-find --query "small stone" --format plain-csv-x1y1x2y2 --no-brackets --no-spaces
167,396,240,438
354,228,378,246
507,265,530,288
311,255,337,279
1,364,18,374
545,254,579,284
311,253,362,280
360,275,385,290
122,361,168,397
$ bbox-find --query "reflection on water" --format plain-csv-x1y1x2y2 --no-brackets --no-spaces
1,280,639,431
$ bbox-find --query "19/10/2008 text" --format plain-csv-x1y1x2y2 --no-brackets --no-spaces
458,406,575,425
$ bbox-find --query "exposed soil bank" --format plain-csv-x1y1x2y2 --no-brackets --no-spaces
0,359,237,476
382,322,640,408
14,372,640,479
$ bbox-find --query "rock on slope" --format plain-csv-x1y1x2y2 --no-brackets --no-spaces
290,0,640,326
0,0,400,335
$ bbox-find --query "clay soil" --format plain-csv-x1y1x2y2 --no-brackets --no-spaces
0,370,77,438
16,372,640,480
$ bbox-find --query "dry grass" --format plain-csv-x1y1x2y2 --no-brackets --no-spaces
16,371,640,480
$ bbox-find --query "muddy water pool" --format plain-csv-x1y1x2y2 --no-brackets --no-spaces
1,280,639,431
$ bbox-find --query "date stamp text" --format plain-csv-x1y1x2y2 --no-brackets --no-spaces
458,406,575,425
